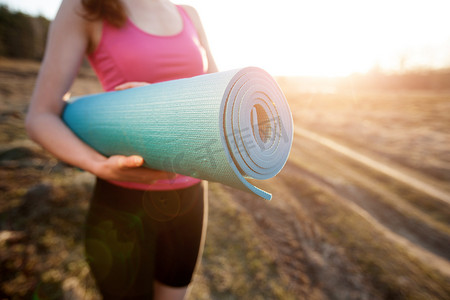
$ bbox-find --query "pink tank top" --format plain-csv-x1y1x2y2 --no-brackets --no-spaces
88,5,206,190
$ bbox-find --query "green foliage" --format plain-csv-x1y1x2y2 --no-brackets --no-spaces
0,5,50,60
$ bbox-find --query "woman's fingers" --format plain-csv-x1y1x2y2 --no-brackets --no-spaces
114,81,149,91
102,155,176,183
117,155,144,168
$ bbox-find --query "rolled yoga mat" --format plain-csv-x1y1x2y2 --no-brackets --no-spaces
63,67,293,200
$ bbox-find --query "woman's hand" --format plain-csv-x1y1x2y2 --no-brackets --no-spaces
93,154,175,184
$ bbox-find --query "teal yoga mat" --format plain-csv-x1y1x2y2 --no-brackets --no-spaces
63,67,293,200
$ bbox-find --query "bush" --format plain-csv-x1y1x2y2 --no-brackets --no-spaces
0,5,50,60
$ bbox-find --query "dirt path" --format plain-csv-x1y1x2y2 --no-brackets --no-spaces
294,126,450,204
209,109,450,295
285,128,450,277
221,182,382,300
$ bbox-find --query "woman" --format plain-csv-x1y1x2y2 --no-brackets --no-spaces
26,0,217,298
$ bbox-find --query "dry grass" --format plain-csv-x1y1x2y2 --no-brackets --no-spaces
1,58,449,299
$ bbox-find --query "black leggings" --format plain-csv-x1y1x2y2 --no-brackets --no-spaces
84,178,207,299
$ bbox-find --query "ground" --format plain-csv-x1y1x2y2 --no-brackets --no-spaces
0,57,449,299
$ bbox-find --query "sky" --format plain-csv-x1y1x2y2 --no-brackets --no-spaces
2,0,450,76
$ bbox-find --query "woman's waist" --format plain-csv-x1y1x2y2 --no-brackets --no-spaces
108,174,201,191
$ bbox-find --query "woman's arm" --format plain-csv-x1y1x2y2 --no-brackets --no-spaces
182,5,218,73
26,0,170,183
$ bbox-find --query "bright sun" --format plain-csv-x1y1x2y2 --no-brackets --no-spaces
199,0,450,76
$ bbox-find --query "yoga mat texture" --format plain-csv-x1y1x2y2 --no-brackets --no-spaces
63,67,293,200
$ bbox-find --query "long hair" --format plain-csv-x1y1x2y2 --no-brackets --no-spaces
81,0,127,28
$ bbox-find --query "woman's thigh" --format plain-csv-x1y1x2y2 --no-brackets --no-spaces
84,179,207,299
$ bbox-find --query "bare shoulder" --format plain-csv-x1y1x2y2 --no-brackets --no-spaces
180,4,218,73
180,4,202,26
50,0,89,33
55,0,86,21
53,0,101,53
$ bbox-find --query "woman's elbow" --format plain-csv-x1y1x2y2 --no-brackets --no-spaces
25,111,38,141
25,109,46,142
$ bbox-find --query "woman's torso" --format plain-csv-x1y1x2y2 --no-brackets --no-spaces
87,4,208,90
86,4,207,190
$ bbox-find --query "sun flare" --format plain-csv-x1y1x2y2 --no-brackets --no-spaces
197,0,450,76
